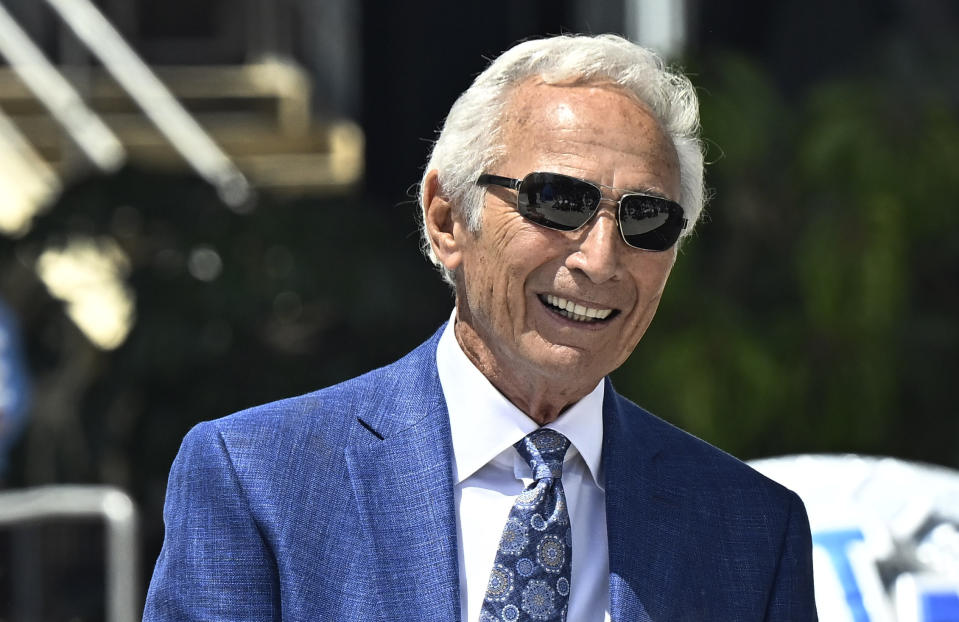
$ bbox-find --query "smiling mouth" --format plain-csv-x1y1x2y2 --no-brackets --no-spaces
539,294,617,323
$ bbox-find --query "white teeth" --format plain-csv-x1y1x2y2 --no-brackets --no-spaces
542,295,614,322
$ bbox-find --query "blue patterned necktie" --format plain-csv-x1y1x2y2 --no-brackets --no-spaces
480,428,571,622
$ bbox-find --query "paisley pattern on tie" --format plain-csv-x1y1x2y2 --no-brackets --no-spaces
481,429,571,622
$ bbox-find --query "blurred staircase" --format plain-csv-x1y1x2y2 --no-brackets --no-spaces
0,0,363,235
0,60,363,193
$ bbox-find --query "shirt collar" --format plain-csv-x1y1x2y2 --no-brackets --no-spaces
436,311,605,490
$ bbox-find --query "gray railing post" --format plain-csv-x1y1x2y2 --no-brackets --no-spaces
0,485,140,622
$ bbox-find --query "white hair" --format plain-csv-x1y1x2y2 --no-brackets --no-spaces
419,34,705,287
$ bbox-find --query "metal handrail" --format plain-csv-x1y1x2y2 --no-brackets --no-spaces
0,1,125,172
0,485,140,622
45,0,252,210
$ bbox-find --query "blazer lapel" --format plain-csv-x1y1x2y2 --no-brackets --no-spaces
603,381,690,622
345,330,460,621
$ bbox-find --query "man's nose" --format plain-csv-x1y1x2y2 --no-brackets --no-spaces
564,205,622,284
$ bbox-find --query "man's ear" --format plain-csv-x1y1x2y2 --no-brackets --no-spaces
423,169,464,272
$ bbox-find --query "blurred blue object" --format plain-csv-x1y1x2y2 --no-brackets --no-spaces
752,455,959,622
0,299,30,478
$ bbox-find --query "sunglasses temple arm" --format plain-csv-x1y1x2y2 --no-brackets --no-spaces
477,173,522,190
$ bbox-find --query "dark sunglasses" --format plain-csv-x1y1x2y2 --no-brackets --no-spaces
476,172,687,251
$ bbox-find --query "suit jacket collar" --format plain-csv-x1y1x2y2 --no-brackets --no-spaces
345,326,461,620
603,377,690,621
344,328,689,622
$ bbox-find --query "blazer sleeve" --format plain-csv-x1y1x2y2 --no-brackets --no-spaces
765,491,818,621
143,421,281,621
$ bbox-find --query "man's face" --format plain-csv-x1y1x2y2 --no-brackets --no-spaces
451,80,682,398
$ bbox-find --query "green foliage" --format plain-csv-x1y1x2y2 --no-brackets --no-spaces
614,53,959,467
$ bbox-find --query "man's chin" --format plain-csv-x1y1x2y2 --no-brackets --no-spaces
520,341,606,385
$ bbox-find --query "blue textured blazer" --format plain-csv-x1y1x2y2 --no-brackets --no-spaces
144,326,816,621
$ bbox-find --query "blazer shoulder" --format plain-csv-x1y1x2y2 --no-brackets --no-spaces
187,326,445,465
608,390,800,504
604,390,815,621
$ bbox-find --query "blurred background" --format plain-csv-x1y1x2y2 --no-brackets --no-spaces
0,0,954,620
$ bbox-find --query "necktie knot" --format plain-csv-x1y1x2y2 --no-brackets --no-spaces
514,428,570,482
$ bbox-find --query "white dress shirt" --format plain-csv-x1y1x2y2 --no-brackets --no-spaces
436,316,612,622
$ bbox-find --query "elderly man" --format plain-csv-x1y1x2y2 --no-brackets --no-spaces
144,34,816,621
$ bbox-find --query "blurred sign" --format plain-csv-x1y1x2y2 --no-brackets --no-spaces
751,455,959,622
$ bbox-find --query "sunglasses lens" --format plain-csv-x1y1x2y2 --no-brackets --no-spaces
506,172,685,251
619,195,684,251
516,173,601,231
